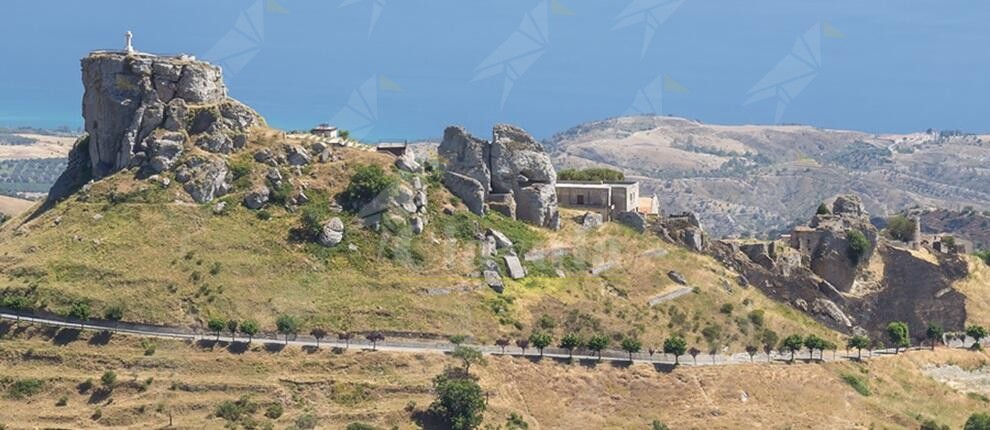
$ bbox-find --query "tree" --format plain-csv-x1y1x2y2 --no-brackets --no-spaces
587,334,609,360
557,167,625,182
966,413,990,430
926,323,944,351
816,203,831,215
761,329,779,362
559,333,582,360
847,230,871,264
495,338,510,354
763,343,774,362
341,164,397,211
782,335,804,362
430,372,486,430
3,296,32,323
103,305,124,331
824,340,838,360
515,339,530,355
310,327,328,348
366,331,385,350
207,317,225,341
240,320,259,343
529,332,552,357
803,335,826,361
846,335,870,361
68,301,91,329
885,215,917,242
745,345,758,362
688,347,701,365
663,336,687,365
967,325,988,350
339,331,354,349
276,314,300,345
886,321,910,354
226,319,239,342
620,337,642,361
451,346,485,374
449,335,467,346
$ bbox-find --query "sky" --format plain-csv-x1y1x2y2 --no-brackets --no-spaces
0,0,987,141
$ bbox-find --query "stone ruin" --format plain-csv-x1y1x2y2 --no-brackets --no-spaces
438,124,560,229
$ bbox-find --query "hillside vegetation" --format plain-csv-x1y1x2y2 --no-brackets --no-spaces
0,325,987,429
0,128,837,353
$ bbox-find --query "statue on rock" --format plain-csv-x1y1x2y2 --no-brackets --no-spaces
125,31,135,54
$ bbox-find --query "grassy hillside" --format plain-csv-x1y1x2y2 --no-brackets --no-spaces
0,324,986,429
0,130,837,351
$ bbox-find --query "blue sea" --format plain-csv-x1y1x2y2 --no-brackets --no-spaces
1,0,987,141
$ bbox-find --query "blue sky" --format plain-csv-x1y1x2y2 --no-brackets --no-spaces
0,0,987,140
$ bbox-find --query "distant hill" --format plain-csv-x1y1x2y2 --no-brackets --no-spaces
546,115,990,238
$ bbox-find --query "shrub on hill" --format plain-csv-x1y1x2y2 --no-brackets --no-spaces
340,164,396,211
847,230,870,263
885,215,917,242
429,369,486,430
558,167,625,182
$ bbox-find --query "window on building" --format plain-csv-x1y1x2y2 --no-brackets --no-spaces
576,195,585,205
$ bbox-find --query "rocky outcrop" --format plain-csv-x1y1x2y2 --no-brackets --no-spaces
318,217,345,247
175,156,230,203
439,125,559,229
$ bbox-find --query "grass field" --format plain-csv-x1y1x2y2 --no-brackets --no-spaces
0,194,34,217
0,324,986,429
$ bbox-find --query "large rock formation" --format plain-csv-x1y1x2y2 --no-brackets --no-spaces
47,51,262,205
439,125,559,229
711,193,970,340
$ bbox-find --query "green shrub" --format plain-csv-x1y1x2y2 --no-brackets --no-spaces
719,303,734,315
506,412,530,429
885,215,917,242
6,378,43,399
100,371,117,389
56,394,68,406
840,373,871,396
976,250,990,266
341,164,396,211
215,396,258,423
920,418,950,430
966,412,990,430
429,372,486,430
847,230,870,263
558,167,625,182
748,309,765,327
295,413,318,429
256,210,272,221
264,403,283,419
816,203,830,215
345,423,378,430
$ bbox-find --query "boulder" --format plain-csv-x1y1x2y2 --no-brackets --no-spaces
243,186,270,209
411,216,425,235
667,271,688,285
484,270,505,293
516,183,560,229
581,212,604,230
318,217,345,247
144,132,185,173
490,124,556,193
438,126,491,196
831,194,866,217
504,255,526,279
285,144,311,166
486,193,516,218
486,229,513,249
162,98,188,132
393,184,418,213
176,62,226,103
179,156,231,203
395,150,422,173
443,171,486,215
615,211,647,233
254,148,274,163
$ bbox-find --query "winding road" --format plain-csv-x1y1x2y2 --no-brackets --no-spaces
0,311,922,367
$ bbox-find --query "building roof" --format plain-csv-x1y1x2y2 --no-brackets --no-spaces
555,182,613,190
376,142,407,149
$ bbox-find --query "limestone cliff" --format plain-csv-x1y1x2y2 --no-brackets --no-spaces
45,51,262,206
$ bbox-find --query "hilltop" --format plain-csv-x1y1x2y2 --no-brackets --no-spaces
546,115,990,238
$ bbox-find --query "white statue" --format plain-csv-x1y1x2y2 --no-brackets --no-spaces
125,31,134,54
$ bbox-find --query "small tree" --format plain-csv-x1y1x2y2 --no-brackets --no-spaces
559,333,582,360
101,370,117,391
529,332,552,357
341,164,397,211
587,334,609,361
240,320,259,343
782,335,804,362
886,321,910,354
495,338,510,354
803,335,826,361
68,301,91,329
885,215,917,242
847,230,871,264
816,203,831,215
515,339,530,355
745,345,758,362
966,325,988,350
310,327,328,348
276,314,300,345
763,343,774,362
430,371,486,430
103,305,124,331
366,331,385,350
965,412,990,430
621,337,642,361
449,335,467,346
339,331,354,349
452,346,485,374
663,336,687,365
227,319,239,342
926,323,944,351
846,336,869,361
688,347,701,365
207,317,226,341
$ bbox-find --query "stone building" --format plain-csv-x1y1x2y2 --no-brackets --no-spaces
555,180,648,221
310,123,338,138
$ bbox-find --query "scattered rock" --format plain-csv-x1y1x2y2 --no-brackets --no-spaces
411,216,424,235
667,271,688,285
179,156,231,203
581,212,604,230
318,217,345,247
212,201,227,215
395,150,422,173
254,148,274,163
615,211,647,233
504,255,526,279
243,186,270,209
484,270,504,293
486,229,513,249
590,262,615,276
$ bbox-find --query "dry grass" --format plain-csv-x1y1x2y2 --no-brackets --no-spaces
956,256,990,328
0,133,75,160
0,194,35,217
0,325,985,429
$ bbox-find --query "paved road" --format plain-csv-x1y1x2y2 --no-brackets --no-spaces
0,311,917,367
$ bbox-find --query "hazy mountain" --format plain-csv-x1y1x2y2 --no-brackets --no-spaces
546,115,990,238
